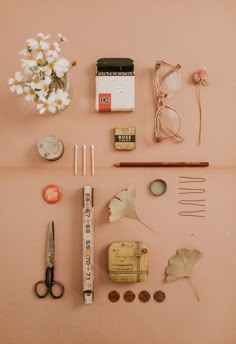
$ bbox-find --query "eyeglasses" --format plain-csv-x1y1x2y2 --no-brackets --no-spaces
154,60,184,143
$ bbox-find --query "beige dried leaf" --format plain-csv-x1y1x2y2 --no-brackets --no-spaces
166,249,202,301
109,185,151,230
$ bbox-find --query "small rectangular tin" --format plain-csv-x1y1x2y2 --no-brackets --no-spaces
108,241,148,283
114,127,136,150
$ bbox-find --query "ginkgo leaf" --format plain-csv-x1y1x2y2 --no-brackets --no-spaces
109,185,151,230
166,249,202,301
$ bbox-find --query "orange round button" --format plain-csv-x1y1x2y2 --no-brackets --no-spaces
42,184,62,204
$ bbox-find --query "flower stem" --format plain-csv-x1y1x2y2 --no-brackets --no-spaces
189,277,200,301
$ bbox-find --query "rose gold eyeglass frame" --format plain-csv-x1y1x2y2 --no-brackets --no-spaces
154,60,184,143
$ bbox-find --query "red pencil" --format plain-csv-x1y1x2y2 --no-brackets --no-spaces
113,162,209,167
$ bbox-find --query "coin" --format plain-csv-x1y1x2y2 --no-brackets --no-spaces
153,290,166,302
123,290,135,303
138,290,150,303
108,291,120,303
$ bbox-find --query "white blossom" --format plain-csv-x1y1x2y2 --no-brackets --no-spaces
9,33,75,114
24,85,37,102
21,57,38,73
55,89,71,110
46,42,61,59
32,76,52,97
8,72,24,94
54,58,70,77
27,33,50,50
37,93,57,114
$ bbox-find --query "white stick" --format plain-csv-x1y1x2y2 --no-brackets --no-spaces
91,144,95,176
74,144,78,176
83,144,86,176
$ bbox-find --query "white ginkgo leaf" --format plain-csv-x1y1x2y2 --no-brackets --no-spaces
166,249,202,301
109,185,151,230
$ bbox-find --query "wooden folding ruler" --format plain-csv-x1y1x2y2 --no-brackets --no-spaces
83,185,94,304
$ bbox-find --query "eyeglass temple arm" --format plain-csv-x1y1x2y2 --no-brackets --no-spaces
154,110,161,142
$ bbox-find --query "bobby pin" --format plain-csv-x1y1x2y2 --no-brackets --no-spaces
179,176,206,183
179,199,206,206
179,210,206,218
178,188,205,194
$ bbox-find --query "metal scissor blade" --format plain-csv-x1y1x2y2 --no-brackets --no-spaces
47,221,55,267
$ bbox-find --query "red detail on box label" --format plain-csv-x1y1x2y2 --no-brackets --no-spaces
99,93,111,111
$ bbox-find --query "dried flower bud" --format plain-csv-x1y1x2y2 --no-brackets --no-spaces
71,60,78,67
193,67,208,86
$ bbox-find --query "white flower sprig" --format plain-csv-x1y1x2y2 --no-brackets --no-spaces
8,33,77,114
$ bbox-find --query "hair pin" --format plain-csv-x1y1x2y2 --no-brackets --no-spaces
193,68,209,144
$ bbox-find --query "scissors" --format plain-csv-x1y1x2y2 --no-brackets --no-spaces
34,221,64,299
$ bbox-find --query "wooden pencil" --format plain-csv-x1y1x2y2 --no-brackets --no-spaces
113,162,209,167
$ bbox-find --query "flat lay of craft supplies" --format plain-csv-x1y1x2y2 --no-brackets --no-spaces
8,39,212,310
3,3,234,343
83,185,94,304
34,221,64,299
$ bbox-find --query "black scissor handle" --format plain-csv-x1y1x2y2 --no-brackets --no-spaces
49,281,65,299
34,280,49,298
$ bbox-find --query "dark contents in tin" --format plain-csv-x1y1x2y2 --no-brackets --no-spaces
123,290,135,303
138,290,150,303
153,290,166,302
108,290,120,303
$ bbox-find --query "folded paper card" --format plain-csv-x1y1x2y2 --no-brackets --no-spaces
96,58,135,112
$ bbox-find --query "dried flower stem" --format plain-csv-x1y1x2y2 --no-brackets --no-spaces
197,84,202,145
189,277,200,301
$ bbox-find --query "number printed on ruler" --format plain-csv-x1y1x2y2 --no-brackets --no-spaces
85,201,92,283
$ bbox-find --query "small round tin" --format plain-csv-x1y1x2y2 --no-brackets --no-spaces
38,135,64,161
42,184,62,204
150,179,167,196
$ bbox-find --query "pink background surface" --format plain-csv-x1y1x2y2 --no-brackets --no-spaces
0,0,236,343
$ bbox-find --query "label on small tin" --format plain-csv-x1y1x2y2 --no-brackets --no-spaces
114,127,136,150
115,135,135,143
108,241,148,283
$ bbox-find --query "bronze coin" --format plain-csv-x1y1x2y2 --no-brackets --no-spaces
108,290,120,303
138,290,150,303
123,290,135,303
153,290,166,302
